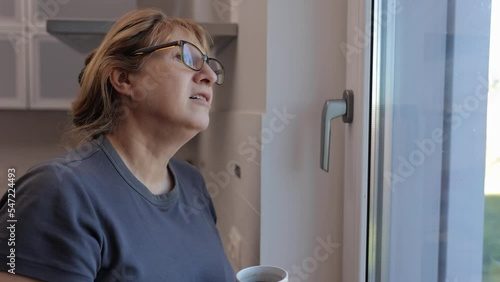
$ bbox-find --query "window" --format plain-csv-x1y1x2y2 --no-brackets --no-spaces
368,0,498,281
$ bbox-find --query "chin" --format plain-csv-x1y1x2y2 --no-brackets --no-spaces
199,119,210,131
191,117,210,132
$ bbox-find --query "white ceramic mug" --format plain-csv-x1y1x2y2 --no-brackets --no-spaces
236,265,288,282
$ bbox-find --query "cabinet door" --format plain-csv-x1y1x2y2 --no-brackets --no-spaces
0,0,24,28
0,31,27,109
29,32,85,109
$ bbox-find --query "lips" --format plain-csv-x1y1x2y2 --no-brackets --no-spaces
189,92,211,103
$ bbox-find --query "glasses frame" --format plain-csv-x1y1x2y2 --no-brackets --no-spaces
132,40,225,85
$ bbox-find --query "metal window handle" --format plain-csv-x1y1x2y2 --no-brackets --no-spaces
321,90,354,172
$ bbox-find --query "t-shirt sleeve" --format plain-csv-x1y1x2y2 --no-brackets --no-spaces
0,164,102,282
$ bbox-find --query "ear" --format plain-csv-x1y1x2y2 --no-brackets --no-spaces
109,68,133,97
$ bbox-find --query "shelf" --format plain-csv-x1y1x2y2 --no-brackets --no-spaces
46,19,238,54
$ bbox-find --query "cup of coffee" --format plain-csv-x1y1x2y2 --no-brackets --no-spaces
236,265,288,282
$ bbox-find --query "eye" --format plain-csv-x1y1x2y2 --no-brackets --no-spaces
174,53,182,60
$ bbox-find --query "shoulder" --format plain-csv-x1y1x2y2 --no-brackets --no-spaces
3,149,104,238
44,139,107,179
0,150,103,281
14,140,106,201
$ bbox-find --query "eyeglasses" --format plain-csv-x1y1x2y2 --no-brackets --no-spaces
132,40,225,85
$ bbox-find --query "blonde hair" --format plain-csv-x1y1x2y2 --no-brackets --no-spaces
68,8,211,145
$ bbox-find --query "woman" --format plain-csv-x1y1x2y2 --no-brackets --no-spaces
0,8,234,282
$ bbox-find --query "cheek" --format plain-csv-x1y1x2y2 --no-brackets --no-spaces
135,63,194,103
160,72,192,98
131,71,163,102
134,79,158,102
137,61,173,88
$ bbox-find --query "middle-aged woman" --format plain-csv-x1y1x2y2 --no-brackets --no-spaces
0,8,234,282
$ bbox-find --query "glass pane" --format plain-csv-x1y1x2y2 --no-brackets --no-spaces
0,0,16,19
484,5,500,279
0,35,17,98
368,0,498,281
38,37,85,99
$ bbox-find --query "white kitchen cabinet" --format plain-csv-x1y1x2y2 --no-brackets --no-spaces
0,1,26,109
0,0,24,27
0,31,27,109
0,31,85,110
26,0,135,109
28,32,85,109
0,0,137,110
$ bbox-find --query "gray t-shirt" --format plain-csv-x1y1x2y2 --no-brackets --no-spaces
0,135,235,281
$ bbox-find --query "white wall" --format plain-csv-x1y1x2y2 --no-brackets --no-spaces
262,0,347,281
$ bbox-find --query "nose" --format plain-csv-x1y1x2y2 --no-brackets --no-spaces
194,62,217,86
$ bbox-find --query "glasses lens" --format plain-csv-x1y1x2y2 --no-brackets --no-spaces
182,41,225,85
182,42,204,70
208,59,225,85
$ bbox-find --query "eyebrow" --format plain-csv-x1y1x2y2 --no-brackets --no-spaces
132,41,180,55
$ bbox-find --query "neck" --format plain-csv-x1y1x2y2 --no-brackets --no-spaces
106,118,195,195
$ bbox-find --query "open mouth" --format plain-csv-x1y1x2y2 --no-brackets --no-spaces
189,94,209,103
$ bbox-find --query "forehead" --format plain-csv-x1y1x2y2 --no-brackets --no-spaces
162,27,206,54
